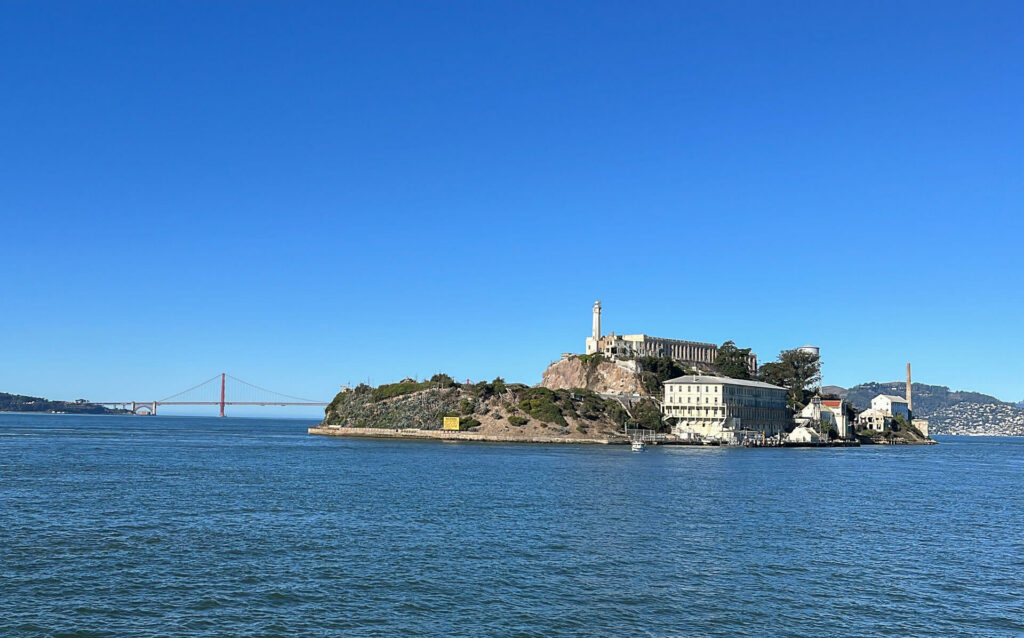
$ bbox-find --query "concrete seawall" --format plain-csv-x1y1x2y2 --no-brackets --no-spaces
308,426,624,445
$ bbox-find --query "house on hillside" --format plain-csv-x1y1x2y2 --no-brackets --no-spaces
871,394,909,419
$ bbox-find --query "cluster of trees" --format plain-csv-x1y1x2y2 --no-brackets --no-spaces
713,342,823,410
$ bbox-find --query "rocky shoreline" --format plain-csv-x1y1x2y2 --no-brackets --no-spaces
308,425,624,444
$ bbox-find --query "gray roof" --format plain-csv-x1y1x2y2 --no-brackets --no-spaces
878,394,908,403
664,375,786,390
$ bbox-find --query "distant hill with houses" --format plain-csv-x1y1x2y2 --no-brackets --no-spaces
821,382,1024,436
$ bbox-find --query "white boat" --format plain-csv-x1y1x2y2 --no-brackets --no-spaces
631,439,645,452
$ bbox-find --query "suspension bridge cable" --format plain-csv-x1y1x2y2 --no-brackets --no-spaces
157,374,222,403
225,375,323,403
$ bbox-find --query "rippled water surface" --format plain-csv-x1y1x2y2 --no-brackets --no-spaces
2,413,1023,636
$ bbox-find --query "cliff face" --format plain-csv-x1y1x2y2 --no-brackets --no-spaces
539,356,645,395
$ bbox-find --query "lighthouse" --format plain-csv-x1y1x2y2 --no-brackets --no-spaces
585,300,601,354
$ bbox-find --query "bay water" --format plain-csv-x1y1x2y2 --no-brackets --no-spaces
2,413,1022,636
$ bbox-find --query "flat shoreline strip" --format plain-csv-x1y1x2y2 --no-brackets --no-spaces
308,426,621,445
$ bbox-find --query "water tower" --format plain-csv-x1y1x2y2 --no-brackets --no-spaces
798,345,820,357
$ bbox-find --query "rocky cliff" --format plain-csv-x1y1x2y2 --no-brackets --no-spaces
539,355,646,395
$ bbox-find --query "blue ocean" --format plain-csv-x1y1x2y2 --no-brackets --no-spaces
2,413,1022,636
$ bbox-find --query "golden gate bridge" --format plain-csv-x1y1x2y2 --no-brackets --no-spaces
95,373,328,416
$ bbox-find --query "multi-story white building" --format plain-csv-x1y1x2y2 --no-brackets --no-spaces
662,375,789,443
870,394,910,419
857,393,914,433
584,301,757,373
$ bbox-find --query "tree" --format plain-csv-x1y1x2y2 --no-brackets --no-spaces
630,398,669,433
817,419,838,442
430,373,455,388
715,341,753,379
636,356,687,395
758,348,822,410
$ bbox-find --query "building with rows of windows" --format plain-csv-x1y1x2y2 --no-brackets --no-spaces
662,375,790,443
584,301,757,374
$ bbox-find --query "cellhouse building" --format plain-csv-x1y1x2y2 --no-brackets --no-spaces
662,375,789,444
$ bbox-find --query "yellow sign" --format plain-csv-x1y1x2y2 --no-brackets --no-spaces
443,416,461,430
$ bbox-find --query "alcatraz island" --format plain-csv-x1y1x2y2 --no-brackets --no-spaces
309,302,936,447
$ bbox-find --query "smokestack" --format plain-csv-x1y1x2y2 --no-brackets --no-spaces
906,363,913,415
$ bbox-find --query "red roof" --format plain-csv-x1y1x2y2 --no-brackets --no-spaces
822,400,842,407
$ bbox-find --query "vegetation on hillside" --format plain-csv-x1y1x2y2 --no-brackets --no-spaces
856,415,929,444
322,374,632,436
0,392,126,415
839,381,1004,416
635,356,689,395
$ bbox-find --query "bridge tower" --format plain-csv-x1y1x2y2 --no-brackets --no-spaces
219,373,226,417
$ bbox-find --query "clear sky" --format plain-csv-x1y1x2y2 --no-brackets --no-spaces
2,1,1022,417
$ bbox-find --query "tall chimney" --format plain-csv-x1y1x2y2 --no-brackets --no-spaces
906,363,913,415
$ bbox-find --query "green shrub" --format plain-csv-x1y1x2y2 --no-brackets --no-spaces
519,387,556,402
518,398,567,426
632,398,667,432
601,399,629,425
371,380,432,402
508,415,528,426
459,398,475,415
430,373,456,388
459,417,481,430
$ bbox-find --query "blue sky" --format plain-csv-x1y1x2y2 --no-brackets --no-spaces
2,1,1022,417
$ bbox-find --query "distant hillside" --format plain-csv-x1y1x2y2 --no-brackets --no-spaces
825,382,1022,436
838,382,1004,416
0,392,126,415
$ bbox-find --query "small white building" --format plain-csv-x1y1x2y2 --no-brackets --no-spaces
857,408,890,432
787,425,821,444
870,394,910,419
795,397,851,439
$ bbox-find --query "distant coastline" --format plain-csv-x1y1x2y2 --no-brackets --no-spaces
0,392,128,415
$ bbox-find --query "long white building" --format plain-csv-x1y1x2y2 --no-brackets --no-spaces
662,374,789,443
584,301,757,373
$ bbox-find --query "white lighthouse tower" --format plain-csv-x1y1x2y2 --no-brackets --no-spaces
585,300,602,354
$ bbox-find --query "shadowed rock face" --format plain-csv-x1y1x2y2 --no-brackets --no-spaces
539,357,644,395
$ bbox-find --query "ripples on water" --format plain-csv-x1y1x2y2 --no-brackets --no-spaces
2,414,1023,636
